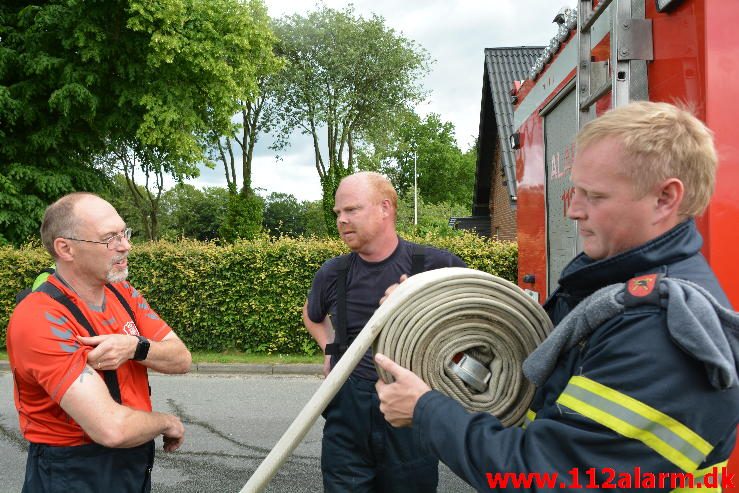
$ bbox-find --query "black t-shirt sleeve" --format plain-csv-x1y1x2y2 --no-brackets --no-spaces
306,260,333,324
449,254,466,268
423,247,466,270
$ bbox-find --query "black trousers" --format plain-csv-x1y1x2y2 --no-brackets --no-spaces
321,376,439,492
22,440,155,493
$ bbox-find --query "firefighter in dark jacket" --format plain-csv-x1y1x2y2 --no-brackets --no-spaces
375,101,739,492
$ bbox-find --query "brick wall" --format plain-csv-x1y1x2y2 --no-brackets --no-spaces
489,144,517,241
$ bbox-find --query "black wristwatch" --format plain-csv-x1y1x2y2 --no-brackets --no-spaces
133,335,150,361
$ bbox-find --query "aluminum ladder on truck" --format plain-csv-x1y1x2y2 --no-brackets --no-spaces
576,0,654,130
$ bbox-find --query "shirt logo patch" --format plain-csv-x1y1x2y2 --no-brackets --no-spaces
627,274,658,297
122,320,140,336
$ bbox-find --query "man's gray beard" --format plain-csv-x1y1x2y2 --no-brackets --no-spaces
107,267,128,283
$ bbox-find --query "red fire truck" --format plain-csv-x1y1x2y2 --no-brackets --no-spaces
511,0,738,482
512,0,737,306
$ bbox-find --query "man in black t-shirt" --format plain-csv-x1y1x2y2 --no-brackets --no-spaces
303,171,465,492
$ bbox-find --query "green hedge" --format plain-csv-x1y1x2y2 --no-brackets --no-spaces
0,233,517,353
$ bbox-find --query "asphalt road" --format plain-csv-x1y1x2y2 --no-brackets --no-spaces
0,371,474,492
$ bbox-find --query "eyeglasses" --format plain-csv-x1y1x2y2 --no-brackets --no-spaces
63,228,133,249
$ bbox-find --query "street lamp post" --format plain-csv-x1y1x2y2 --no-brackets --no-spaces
413,144,418,226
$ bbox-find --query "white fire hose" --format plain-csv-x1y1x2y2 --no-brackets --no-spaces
240,267,553,492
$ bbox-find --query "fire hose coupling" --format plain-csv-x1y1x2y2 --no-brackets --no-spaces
451,353,492,393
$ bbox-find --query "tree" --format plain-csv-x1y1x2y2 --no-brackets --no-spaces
0,0,277,244
209,2,283,198
271,6,429,232
112,0,278,240
262,193,334,238
98,143,187,240
219,192,264,242
1,2,111,244
262,192,305,237
302,199,329,238
362,112,476,207
100,174,150,241
159,184,230,241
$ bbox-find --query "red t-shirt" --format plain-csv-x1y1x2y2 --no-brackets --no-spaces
7,276,172,446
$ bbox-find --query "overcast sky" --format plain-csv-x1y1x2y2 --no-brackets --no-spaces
183,0,573,201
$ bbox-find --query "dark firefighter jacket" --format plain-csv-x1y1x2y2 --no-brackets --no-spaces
413,219,739,492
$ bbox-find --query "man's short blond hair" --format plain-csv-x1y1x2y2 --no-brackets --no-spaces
344,171,398,213
576,101,717,217
40,192,99,258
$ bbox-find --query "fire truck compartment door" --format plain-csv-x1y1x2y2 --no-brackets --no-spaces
544,87,579,295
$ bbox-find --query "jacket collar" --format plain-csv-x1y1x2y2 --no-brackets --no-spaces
557,219,702,295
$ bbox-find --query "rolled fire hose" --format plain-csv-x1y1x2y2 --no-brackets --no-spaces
240,267,553,493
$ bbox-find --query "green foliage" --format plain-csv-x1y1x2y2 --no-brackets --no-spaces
396,188,470,237
262,192,305,237
100,174,151,240
360,112,476,207
260,193,331,238
219,192,264,242
159,184,230,241
320,165,352,236
110,182,326,241
303,199,329,238
190,352,323,364
122,0,278,163
0,2,112,245
1,0,278,245
411,232,518,282
0,245,53,346
0,235,517,352
208,1,284,197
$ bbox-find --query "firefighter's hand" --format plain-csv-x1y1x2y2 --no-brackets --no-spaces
78,334,137,370
323,354,332,377
380,274,409,305
374,353,431,427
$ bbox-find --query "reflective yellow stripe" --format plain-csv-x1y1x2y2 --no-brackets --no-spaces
522,409,536,429
557,376,713,472
694,460,727,479
670,460,727,492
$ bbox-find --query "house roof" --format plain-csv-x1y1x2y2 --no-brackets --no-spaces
473,47,544,215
